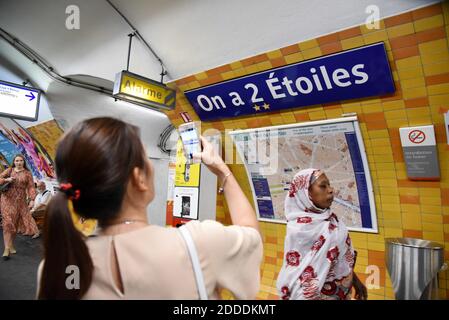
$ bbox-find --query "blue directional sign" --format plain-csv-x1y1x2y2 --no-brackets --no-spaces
184,43,395,121
0,80,41,121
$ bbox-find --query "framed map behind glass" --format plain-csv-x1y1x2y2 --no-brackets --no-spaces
229,116,378,233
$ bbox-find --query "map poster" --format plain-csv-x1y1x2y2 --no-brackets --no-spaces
229,117,378,233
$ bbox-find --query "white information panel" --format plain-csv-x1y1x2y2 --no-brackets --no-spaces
229,116,378,233
173,187,199,220
0,80,40,121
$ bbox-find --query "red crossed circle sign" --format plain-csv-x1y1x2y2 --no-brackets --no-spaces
408,130,426,144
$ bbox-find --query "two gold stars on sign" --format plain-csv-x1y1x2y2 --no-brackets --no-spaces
253,103,270,111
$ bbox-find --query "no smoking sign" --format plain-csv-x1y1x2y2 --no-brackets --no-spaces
399,125,440,180
408,130,426,144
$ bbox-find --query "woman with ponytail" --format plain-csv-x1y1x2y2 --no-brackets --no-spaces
37,117,262,300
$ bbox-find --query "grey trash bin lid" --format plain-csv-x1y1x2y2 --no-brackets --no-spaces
385,237,443,250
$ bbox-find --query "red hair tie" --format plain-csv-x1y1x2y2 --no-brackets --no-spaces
60,183,81,200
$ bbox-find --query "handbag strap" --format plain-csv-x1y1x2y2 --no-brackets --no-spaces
178,225,208,300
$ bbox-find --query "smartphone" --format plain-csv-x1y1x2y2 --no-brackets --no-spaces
178,122,201,164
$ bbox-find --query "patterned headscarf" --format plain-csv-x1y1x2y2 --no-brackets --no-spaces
276,168,355,300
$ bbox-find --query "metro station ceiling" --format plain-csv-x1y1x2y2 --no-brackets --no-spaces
0,0,439,86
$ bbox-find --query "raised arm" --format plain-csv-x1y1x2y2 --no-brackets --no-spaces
195,136,259,232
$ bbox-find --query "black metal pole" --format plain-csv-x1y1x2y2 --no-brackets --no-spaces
127,33,135,71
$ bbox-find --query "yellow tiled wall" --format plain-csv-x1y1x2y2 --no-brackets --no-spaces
165,3,449,300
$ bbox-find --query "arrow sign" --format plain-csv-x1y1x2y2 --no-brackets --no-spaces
0,80,40,121
25,91,36,101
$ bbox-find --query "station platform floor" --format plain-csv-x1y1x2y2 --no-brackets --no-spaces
0,230,42,300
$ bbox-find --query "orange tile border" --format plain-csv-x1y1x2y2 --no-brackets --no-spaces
366,121,388,130
388,127,401,137
417,181,441,188
435,124,447,142
199,74,223,86
253,53,269,64
403,230,424,238
441,189,449,205
364,112,386,122
368,250,385,261
397,179,420,188
400,195,420,204
265,257,277,265
294,113,310,122
416,26,447,43
392,46,420,60
265,236,278,244
320,42,343,55
425,73,449,86
270,57,287,68
241,56,259,67
411,3,443,20
338,26,362,40
206,65,233,77
175,75,196,86
280,44,300,56
392,148,404,162
257,118,273,127
384,12,414,27
245,118,260,128
443,216,449,224
317,33,340,45
389,34,418,50
211,121,225,131
404,97,429,108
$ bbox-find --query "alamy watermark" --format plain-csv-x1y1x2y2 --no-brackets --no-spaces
365,5,380,30
65,5,80,30
65,265,80,290
169,122,279,176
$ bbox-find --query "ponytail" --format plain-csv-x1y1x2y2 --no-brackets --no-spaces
38,192,93,299
38,117,149,299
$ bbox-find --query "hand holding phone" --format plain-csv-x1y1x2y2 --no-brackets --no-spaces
178,122,201,164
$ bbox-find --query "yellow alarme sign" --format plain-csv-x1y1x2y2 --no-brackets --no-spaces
113,71,176,109
121,74,166,104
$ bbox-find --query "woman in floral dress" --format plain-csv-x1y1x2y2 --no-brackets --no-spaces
1,154,39,260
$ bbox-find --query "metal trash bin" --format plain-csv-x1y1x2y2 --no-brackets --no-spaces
385,237,446,300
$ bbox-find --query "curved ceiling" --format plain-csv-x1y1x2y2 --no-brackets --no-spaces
0,0,440,84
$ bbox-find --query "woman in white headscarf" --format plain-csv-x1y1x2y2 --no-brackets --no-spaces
276,168,367,300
